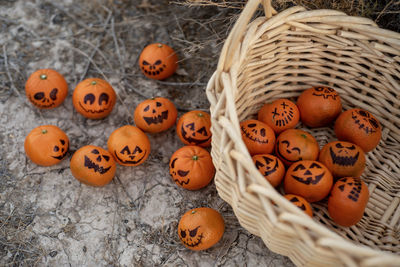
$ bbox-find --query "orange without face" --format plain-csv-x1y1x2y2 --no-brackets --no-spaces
258,98,300,134
24,125,69,166
284,160,333,202
169,146,215,190
334,108,382,152
70,145,116,187
297,86,342,127
240,119,275,155
178,207,225,251
275,129,319,166
319,141,366,178
328,177,369,227
252,154,285,187
139,43,178,80
134,97,177,133
107,125,150,166
72,78,116,119
25,69,68,109
283,194,313,217
176,110,212,147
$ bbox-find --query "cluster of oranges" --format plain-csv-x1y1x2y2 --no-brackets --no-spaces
241,86,381,227
23,43,225,251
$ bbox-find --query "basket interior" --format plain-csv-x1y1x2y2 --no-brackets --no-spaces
233,19,400,254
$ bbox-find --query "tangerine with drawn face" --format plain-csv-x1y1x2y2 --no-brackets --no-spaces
25,69,68,109
139,43,178,80
297,86,342,127
107,125,150,166
178,207,225,251
328,177,369,226
283,194,313,217
334,108,382,152
169,146,215,190
176,110,212,147
275,129,319,166
134,97,177,133
252,154,285,187
24,125,69,166
70,145,116,187
284,160,333,202
257,98,300,134
240,119,275,155
319,141,366,178
72,78,116,119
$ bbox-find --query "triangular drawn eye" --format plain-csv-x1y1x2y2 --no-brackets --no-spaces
255,160,264,169
154,60,162,65
310,162,322,168
263,156,273,164
142,60,150,65
178,170,190,177
186,122,195,131
91,149,100,154
293,164,306,171
120,146,130,155
189,227,199,237
103,155,110,161
133,146,143,154
247,123,257,128
347,145,356,150
180,230,186,238
170,158,178,168
144,105,150,112
335,143,344,148
196,126,208,136
60,139,65,145
156,102,162,107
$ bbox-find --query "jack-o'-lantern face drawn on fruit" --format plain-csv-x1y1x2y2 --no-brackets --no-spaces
179,226,203,247
275,129,319,166
319,141,366,178
312,86,339,100
253,154,285,187
351,109,380,135
178,207,224,251
240,119,275,155
72,78,116,119
139,43,178,80
24,125,70,166
25,69,68,109
258,99,300,134
328,177,369,226
170,157,190,186
290,161,325,185
134,97,177,133
70,145,116,187
177,111,212,147
169,146,215,190
114,145,147,165
107,125,150,166
284,160,333,202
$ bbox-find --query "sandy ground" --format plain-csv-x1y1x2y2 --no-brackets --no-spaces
0,1,293,266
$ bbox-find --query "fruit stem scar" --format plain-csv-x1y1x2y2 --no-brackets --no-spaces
192,155,199,161
191,210,196,214
197,113,204,117
91,81,97,85
157,44,163,48
40,74,47,80
41,129,48,134
301,134,307,138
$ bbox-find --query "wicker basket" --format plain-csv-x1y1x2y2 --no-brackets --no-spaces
206,0,400,266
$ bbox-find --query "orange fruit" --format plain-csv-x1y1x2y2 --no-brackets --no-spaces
334,108,382,152
240,119,276,155
283,194,313,217
257,98,300,134
328,177,369,227
252,154,285,187
178,207,224,250
318,141,366,178
297,86,342,127
139,43,178,80
284,160,333,202
24,125,69,166
275,129,319,166
176,110,212,147
70,145,116,187
169,146,215,190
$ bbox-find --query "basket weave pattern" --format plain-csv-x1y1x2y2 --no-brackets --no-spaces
206,0,400,266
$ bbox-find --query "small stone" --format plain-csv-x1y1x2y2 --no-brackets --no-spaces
49,251,57,257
